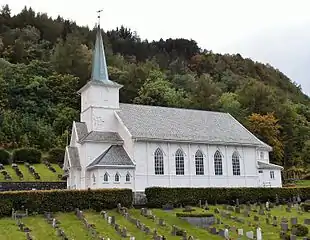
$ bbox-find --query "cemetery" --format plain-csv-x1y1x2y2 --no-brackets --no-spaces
0,188,310,239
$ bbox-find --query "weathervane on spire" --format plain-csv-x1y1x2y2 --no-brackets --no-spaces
97,9,103,27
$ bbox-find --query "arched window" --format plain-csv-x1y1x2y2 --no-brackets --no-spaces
175,149,184,175
195,150,204,175
214,150,223,175
104,172,109,182
232,151,241,175
126,173,131,182
154,148,164,175
92,173,96,184
115,173,120,182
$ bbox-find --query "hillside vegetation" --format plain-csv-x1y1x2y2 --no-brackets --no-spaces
0,5,309,171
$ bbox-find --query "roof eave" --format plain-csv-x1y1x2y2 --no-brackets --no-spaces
77,80,123,94
133,137,271,149
86,165,136,170
78,139,124,144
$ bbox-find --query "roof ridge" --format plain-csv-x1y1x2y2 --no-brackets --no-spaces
119,103,228,115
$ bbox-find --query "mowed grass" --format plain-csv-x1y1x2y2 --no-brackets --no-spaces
0,206,309,240
0,164,63,182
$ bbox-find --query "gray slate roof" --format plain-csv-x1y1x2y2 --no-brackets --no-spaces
117,103,271,149
257,161,283,170
87,145,134,168
75,122,123,143
67,146,81,168
75,122,88,140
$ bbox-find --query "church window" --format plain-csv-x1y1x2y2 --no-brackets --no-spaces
115,173,120,182
104,172,109,182
126,173,131,182
214,150,223,175
260,151,264,159
92,173,96,184
270,171,275,179
232,151,241,175
175,149,185,175
195,150,204,175
154,148,164,175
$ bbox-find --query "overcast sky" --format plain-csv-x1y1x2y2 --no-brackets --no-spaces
3,0,310,96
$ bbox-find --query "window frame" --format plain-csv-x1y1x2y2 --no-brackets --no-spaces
114,173,120,182
195,150,204,175
125,172,131,182
103,172,109,182
214,150,223,175
175,149,185,175
270,171,275,179
154,148,164,175
232,151,241,176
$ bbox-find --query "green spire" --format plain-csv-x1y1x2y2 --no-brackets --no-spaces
91,24,109,82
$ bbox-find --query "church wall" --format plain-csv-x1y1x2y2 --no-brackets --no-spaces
133,141,266,191
81,85,119,112
82,142,111,167
86,168,134,189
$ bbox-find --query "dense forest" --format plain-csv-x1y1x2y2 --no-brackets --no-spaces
0,5,309,172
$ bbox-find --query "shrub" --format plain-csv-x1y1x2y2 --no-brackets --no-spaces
303,174,310,180
293,224,309,236
301,202,310,212
12,148,42,164
0,188,132,217
0,149,10,165
47,148,65,164
176,212,214,217
145,187,310,207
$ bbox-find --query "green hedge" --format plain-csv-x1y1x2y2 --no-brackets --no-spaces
176,212,214,217
12,148,42,164
0,188,132,217
145,187,310,207
47,148,65,164
0,149,10,165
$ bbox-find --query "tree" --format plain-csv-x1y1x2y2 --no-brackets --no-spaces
216,92,243,119
247,113,284,165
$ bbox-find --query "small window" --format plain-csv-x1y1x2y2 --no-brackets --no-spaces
104,172,109,182
92,173,96,184
115,173,120,182
260,151,264,159
126,173,130,182
270,171,275,179
258,170,263,173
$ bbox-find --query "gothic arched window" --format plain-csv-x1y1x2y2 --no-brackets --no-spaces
154,148,164,175
103,172,109,182
195,150,204,175
92,173,96,184
214,150,223,175
232,151,241,175
115,173,120,182
175,149,184,175
126,173,131,182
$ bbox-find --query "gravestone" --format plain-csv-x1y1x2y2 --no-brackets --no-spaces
256,227,262,240
121,227,128,237
111,216,116,225
224,228,229,239
237,228,243,236
291,217,297,225
286,207,292,213
304,219,310,225
281,222,288,232
210,227,217,235
158,218,165,226
290,235,297,240
246,231,254,239
259,209,265,215
171,225,177,236
108,216,112,224
243,210,250,217
218,229,225,237
266,218,270,225
235,207,241,214
236,198,240,207
214,208,220,214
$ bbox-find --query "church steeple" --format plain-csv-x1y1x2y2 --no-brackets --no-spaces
91,10,109,82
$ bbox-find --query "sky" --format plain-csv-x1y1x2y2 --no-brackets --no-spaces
3,0,310,96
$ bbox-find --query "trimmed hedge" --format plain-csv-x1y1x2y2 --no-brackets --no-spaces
145,187,310,207
176,212,214,217
12,148,42,164
0,188,132,216
0,149,10,165
47,148,65,164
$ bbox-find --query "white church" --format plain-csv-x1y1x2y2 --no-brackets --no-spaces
63,24,283,192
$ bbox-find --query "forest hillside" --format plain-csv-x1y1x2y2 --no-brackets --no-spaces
0,5,309,170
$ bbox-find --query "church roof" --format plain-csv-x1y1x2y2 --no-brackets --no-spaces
257,161,283,170
87,145,135,169
117,103,272,150
67,146,81,168
75,122,123,143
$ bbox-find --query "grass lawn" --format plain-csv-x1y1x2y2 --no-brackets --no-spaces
0,164,63,182
23,215,58,240
295,180,310,187
0,218,25,240
55,212,92,240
